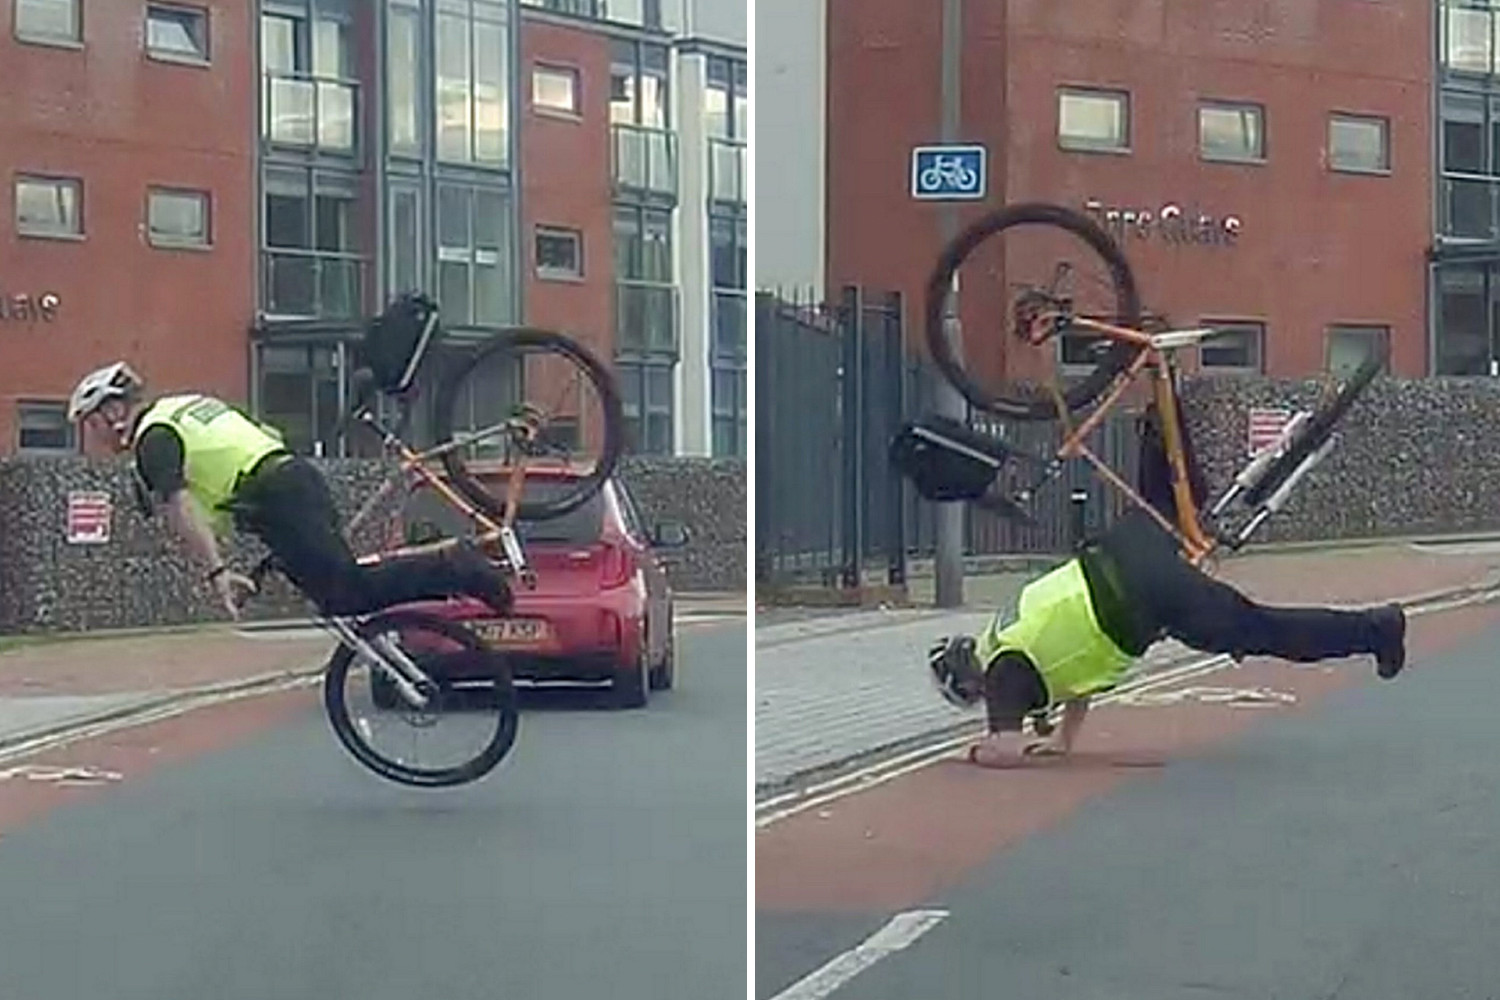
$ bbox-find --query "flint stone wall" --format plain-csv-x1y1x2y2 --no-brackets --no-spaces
0,455,745,634
1178,375,1500,544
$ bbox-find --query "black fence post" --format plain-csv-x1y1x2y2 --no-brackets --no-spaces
885,290,908,587
841,285,865,591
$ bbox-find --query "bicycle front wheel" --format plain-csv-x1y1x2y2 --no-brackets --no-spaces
434,327,625,523
924,201,1143,422
323,611,519,788
1242,343,1388,509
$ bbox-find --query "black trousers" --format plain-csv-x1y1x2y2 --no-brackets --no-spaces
230,456,508,618
1094,510,1383,662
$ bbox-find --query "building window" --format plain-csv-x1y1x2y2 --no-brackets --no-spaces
533,63,580,115
16,401,75,453
615,202,676,454
710,213,747,458
436,0,509,166
261,10,355,152
705,56,748,140
147,188,210,248
15,175,82,238
256,345,342,456
1444,0,1498,76
1056,87,1129,153
14,0,79,45
1199,320,1264,372
535,226,583,279
437,182,513,326
1440,90,1500,239
520,0,603,15
1329,114,1389,174
389,184,423,297
1200,101,1265,162
610,38,669,127
146,4,208,64
262,169,364,319
1435,264,1493,375
1326,324,1391,378
388,2,422,156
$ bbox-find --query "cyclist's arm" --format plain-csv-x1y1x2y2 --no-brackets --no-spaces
135,426,226,575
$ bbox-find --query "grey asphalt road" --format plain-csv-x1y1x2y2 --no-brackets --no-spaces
0,624,747,1000
758,616,1500,999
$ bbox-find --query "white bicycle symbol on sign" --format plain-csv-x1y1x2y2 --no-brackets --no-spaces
919,154,981,194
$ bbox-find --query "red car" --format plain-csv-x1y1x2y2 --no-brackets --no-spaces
386,465,688,709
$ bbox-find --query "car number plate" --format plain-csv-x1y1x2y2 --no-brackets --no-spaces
475,619,549,645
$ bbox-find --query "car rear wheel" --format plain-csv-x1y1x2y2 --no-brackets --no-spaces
649,621,675,692
613,648,649,709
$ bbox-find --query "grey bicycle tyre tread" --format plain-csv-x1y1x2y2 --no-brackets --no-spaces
434,327,625,523
322,611,519,788
923,201,1143,422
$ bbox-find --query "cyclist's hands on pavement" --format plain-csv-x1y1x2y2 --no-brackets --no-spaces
968,733,1069,768
213,570,257,619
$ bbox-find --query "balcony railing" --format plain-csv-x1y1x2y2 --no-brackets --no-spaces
611,123,677,199
1442,173,1500,240
615,280,679,356
263,249,367,320
264,72,359,153
709,137,746,205
520,0,603,15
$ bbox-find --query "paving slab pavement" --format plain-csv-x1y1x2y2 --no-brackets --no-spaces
754,540,1500,793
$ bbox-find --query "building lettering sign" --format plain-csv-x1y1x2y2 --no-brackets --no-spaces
0,291,60,322
1083,199,1242,247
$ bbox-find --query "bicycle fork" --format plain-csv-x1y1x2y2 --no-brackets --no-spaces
323,618,434,709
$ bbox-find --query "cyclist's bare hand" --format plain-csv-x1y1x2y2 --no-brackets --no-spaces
213,570,257,619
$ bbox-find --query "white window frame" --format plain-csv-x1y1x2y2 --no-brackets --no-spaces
535,225,584,280
147,187,211,248
532,62,581,117
145,3,210,66
1056,86,1130,153
15,174,83,239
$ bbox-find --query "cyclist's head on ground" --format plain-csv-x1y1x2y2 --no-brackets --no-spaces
68,361,146,451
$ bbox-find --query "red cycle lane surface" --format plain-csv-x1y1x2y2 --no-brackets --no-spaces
0,687,316,837
756,599,1500,916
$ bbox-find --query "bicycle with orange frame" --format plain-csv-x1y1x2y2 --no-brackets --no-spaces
898,201,1386,568
240,292,624,788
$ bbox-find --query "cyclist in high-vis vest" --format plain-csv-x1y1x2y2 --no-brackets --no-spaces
928,506,1408,769
66,361,511,620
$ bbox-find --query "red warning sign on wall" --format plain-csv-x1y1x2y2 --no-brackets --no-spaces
65,491,112,544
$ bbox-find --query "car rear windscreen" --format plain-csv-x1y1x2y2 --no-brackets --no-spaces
402,479,606,546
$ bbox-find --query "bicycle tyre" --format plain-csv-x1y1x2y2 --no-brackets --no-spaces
322,611,520,788
434,327,625,523
924,201,1143,421
1241,345,1387,509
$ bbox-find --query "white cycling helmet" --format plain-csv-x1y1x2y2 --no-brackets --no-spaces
67,361,145,424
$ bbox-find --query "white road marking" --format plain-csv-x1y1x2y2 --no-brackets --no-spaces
768,909,950,1000
0,764,123,784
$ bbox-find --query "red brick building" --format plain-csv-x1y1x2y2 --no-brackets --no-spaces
0,0,256,453
826,0,1433,382
0,0,747,459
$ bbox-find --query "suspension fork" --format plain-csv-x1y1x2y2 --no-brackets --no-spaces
322,617,433,709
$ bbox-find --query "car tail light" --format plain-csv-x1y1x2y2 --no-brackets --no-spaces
600,542,636,589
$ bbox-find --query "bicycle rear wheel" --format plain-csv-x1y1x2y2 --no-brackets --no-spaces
1241,344,1387,509
323,611,519,788
434,327,624,523
924,201,1143,422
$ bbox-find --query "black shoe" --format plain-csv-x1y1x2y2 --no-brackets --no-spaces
447,541,513,614
928,635,985,708
1371,603,1407,680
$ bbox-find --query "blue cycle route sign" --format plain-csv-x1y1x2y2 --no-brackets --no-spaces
910,144,987,200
